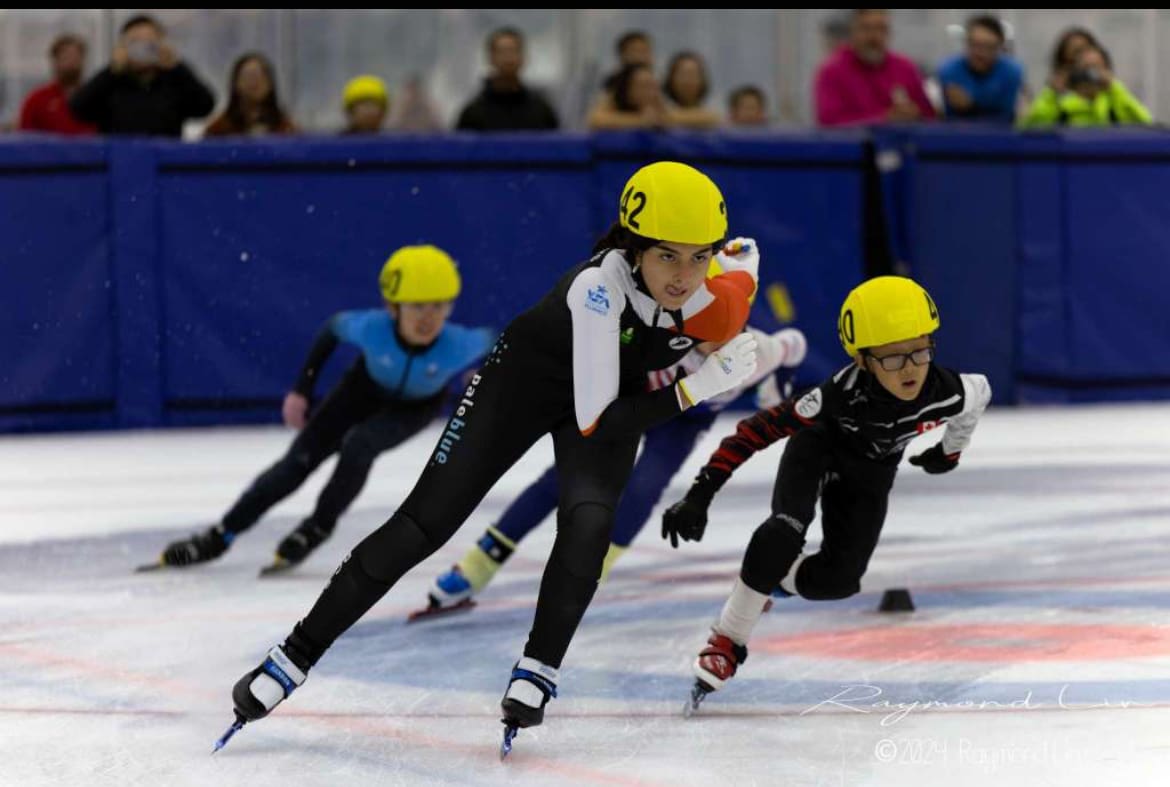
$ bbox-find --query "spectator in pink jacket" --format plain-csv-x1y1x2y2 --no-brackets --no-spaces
814,9,935,127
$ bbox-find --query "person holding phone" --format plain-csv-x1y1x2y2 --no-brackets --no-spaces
70,13,214,136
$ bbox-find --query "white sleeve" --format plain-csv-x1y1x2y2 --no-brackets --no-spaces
567,267,626,434
941,373,992,454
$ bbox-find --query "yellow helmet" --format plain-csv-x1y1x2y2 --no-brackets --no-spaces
379,245,461,304
838,276,939,357
343,75,389,109
619,161,727,245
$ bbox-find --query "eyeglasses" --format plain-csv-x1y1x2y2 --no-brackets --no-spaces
864,346,934,372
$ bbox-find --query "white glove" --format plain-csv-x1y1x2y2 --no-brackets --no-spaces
752,327,807,377
678,332,759,407
773,328,807,367
714,236,760,282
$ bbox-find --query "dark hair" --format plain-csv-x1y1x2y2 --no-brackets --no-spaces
728,84,765,111
591,219,724,260
223,52,290,133
1051,27,1101,72
851,9,888,21
822,16,851,42
616,30,650,59
120,14,164,36
611,63,655,112
965,14,1004,42
49,33,86,58
592,221,660,258
663,51,709,107
487,26,523,54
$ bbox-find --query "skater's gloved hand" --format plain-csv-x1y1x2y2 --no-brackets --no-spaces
662,498,708,548
282,392,309,430
678,332,758,407
773,328,808,368
662,469,718,547
714,236,760,281
909,443,960,474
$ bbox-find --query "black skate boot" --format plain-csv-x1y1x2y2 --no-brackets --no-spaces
260,518,332,576
214,634,314,753
499,657,558,759
141,525,232,571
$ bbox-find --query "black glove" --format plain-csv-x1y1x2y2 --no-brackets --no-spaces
661,469,719,548
661,498,708,548
909,443,960,474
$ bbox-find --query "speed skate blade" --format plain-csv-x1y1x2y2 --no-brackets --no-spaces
258,559,296,577
407,598,476,623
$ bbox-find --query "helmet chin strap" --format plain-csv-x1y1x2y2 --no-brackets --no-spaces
629,252,652,296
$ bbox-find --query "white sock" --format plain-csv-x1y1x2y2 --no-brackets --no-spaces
713,578,769,645
779,553,808,597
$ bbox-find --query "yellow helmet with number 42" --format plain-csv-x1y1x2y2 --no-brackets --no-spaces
618,161,727,246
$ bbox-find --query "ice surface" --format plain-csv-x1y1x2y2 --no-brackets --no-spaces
2,404,1170,785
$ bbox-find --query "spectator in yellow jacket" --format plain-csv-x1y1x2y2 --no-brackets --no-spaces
1020,44,1151,127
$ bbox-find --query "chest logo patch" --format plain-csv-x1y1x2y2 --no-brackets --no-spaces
795,389,822,419
585,284,610,316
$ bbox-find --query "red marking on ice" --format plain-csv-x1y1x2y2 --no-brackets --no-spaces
755,624,1170,662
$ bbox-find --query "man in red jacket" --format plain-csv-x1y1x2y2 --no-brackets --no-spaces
814,9,935,127
18,34,97,135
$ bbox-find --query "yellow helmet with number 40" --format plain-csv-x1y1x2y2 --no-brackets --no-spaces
838,276,939,357
379,245,461,304
619,161,727,245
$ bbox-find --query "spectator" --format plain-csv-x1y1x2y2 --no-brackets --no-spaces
587,63,668,130
1046,27,1102,94
728,85,768,127
662,51,720,129
70,15,214,136
602,30,654,92
1020,43,1152,127
814,9,935,127
588,30,655,129
936,15,1023,123
455,27,558,132
387,75,443,132
204,53,295,137
341,75,389,135
18,34,96,135
821,14,851,56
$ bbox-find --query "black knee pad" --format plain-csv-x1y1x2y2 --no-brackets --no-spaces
352,509,438,584
741,513,808,594
794,556,862,601
552,502,613,579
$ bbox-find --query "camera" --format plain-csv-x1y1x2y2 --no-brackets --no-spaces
1067,66,1104,89
126,39,160,65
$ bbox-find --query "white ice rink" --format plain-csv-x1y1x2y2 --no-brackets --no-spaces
3,404,1170,786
